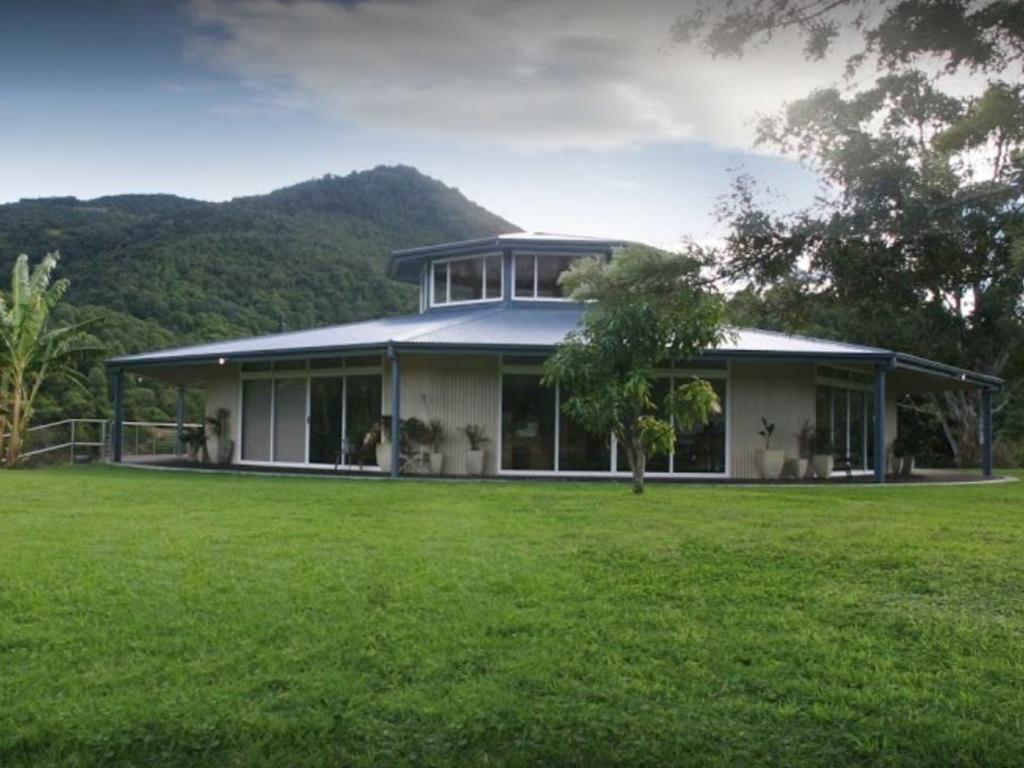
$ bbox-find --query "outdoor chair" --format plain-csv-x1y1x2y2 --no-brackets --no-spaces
833,454,860,480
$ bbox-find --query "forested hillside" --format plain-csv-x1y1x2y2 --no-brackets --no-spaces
0,166,516,422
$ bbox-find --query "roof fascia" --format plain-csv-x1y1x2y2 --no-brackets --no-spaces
893,353,1003,390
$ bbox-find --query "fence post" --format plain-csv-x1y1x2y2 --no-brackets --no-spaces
112,369,124,463
70,420,76,464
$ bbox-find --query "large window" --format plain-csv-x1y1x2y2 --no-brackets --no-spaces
513,253,596,300
559,385,611,471
273,378,306,463
816,366,873,470
502,367,727,475
673,378,727,473
501,374,556,470
241,380,272,461
241,357,383,466
431,254,502,306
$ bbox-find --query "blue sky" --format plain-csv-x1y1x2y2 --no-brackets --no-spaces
0,0,836,246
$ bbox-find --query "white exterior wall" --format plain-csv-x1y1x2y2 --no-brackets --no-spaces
204,364,240,464
384,354,501,475
728,362,818,479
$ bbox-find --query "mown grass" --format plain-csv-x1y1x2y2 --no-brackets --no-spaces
1,466,1023,767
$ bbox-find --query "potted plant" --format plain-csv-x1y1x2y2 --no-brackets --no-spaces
183,425,207,463
755,417,784,479
206,408,234,465
793,420,814,479
463,424,489,476
370,418,391,472
812,425,834,479
424,419,444,475
892,435,916,477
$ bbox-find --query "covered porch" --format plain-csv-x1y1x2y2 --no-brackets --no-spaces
107,341,1002,484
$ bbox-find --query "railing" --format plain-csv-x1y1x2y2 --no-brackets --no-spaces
4,418,201,467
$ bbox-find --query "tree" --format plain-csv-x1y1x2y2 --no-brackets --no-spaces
677,0,1024,465
541,245,729,494
0,253,93,466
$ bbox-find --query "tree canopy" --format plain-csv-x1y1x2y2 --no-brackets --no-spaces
679,0,1024,465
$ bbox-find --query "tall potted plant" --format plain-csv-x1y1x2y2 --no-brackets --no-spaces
755,417,784,479
424,419,444,475
206,408,234,465
892,435,917,477
371,418,391,472
793,420,814,479
463,424,488,476
812,425,834,479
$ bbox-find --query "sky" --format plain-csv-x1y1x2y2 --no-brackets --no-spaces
0,0,860,247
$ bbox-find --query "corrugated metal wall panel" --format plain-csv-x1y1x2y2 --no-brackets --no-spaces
729,362,817,479
385,354,500,475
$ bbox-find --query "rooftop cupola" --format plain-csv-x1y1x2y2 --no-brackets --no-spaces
388,233,624,313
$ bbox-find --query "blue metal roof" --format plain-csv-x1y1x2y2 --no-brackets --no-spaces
105,302,1002,388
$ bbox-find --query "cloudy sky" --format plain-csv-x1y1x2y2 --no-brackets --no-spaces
0,0,856,245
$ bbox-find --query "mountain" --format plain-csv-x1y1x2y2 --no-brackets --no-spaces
0,165,517,422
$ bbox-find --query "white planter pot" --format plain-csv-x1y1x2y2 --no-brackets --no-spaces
755,448,785,479
795,458,809,479
375,442,391,473
900,456,915,476
465,449,484,476
216,437,234,465
813,453,833,479
429,452,444,475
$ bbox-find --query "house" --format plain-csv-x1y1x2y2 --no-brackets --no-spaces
106,234,1001,482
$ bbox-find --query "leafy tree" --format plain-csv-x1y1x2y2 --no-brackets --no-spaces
678,0,1024,465
542,246,728,494
0,253,94,466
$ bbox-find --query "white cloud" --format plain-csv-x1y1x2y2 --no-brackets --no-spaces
187,0,862,152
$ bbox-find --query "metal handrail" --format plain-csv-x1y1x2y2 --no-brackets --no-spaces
4,418,202,465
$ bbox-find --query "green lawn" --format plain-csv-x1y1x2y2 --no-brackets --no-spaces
2,467,1023,767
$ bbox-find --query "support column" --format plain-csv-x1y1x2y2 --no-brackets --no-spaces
174,386,186,455
873,364,886,484
112,369,124,463
389,347,401,478
982,388,994,477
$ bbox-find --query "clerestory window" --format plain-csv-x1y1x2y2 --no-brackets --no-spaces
430,253,503,306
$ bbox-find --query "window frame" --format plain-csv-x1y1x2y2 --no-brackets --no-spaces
510,251,599,302
237,355,383,469
429,252,504,307
497,358,730,477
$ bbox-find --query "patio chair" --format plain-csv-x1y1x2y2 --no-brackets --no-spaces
833,454,860,480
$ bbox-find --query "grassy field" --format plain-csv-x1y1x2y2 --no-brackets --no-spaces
2,467,1023,767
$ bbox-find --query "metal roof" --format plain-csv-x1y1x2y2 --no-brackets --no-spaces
106,303,1001,389
389,232,626,281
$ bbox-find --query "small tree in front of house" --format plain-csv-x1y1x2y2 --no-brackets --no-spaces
542,245,730,494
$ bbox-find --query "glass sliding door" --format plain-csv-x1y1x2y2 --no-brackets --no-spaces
241,379,273,461
558,386,610,471
674,379,727,474
501,374,555,470
309,377,343,464
816,381,872,469
273,378,307,463
346,375,382,465
241,362,383,467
